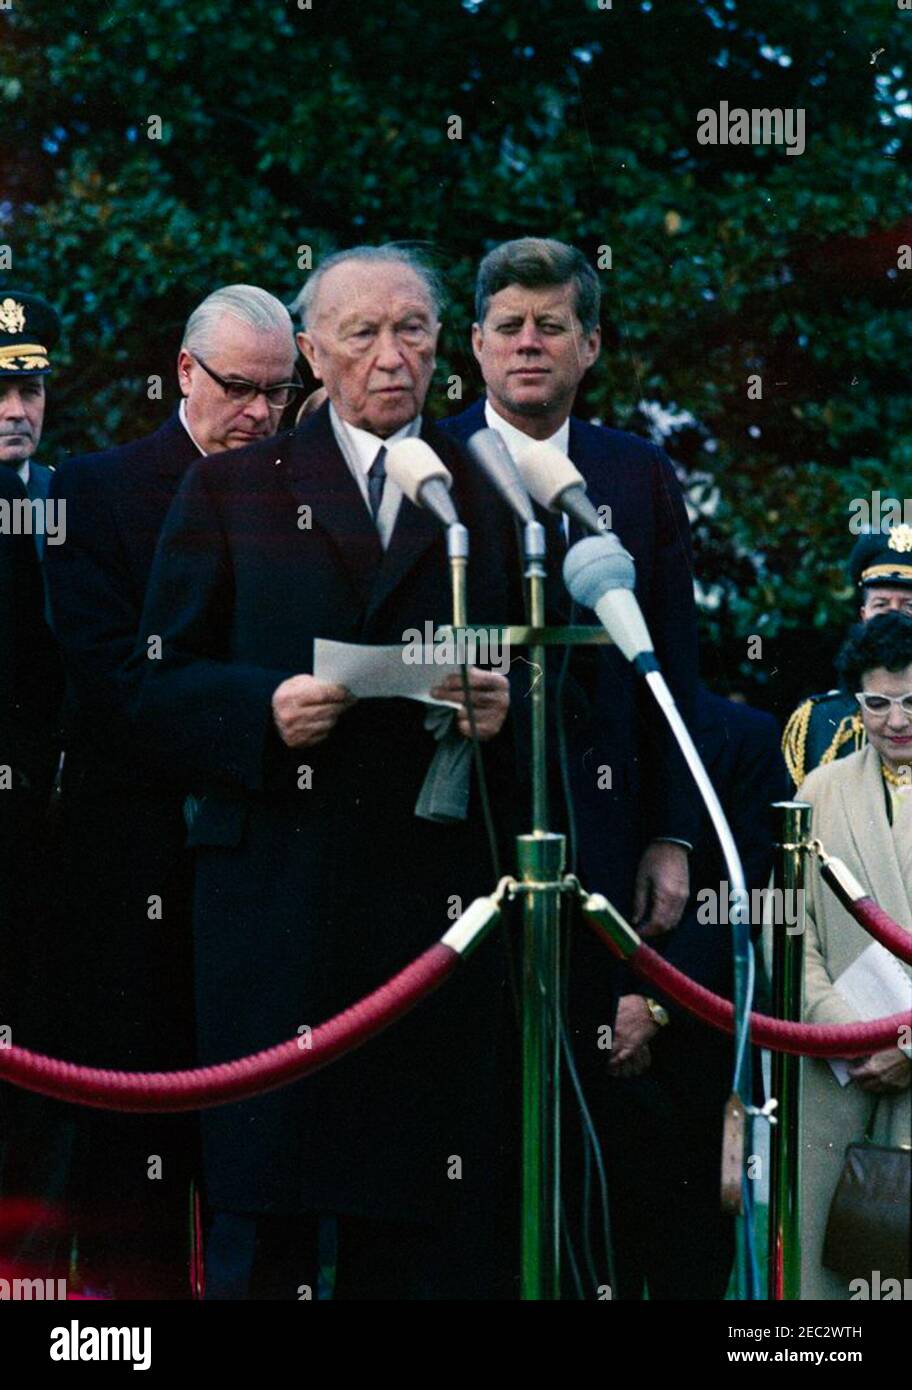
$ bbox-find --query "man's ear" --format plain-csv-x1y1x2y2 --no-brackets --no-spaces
583,324,602,371
296,330,322,381
176,348,194,398
470,322,484,364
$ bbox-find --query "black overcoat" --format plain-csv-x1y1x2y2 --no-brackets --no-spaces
133,404,527,1224
45,413,201,1069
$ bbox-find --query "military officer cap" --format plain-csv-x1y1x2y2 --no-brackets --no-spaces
848,525,912,591
0,291,60,377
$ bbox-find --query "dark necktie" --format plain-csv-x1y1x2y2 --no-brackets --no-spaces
367,445,386,523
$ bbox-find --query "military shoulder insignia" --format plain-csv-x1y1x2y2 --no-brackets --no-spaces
0,298,26,334
782,691,865,787
782,698,814,787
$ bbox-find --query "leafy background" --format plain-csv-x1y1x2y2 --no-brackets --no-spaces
3,0,911,713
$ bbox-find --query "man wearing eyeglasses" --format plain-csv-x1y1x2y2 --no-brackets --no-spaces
44,284,298,1297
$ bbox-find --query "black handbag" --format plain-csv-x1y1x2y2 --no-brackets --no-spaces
822,1097,911,1282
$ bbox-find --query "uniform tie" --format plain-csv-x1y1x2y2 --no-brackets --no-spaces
367,445,387,523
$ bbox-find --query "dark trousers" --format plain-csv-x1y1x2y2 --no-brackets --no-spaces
607,1159,735,1300
0,785,76,1281
204,1205,518,1301
579,1040,736,1301
49,769,199,1298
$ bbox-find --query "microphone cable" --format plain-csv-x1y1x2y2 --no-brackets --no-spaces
553,586,618,1297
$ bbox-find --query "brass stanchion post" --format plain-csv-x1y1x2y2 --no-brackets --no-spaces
768,800,810,1301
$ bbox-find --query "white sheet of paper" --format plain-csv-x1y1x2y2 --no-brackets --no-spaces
828,942,912,1086
313,638,462,707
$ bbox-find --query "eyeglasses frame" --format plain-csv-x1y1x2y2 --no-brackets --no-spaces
192,353,303,409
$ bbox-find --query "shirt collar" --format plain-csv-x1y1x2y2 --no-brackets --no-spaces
178,398,208,456
483,397,570,459
17,459,30,485
329,402,422,475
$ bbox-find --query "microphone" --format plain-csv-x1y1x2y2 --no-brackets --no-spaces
515,440,605,536
385,438,469,626
465,428,546,569
466,428,536,524
566,535,753,1071
385,438,460,528
562,533,655,668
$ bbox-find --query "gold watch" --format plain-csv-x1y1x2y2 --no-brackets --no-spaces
644,997,670,1027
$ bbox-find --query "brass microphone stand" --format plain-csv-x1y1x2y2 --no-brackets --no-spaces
445,522,611,1299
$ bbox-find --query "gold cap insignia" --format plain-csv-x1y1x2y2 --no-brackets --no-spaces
0,298,27,335
887,523,912,554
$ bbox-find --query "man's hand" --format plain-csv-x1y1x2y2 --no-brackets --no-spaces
610,1044,652,1079
608,994,658,1076
847,1049,912,1094
430,668,510,741
633,840,690,938
272,675,355,748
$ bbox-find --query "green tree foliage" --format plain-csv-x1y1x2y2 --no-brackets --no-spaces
2,0,910,700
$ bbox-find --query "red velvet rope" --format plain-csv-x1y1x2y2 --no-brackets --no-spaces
2,912,909,1116
628,942,910,1057
819,867,912,966
0,943,458,1113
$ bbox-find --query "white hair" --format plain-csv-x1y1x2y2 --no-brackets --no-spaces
289,245,443,330
182,284,295,357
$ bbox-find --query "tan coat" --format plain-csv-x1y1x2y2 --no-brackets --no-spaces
795,745,911,1300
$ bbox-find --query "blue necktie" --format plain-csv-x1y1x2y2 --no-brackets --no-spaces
367,446,386,523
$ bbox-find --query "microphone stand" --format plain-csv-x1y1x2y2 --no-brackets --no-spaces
445,514,614,1300
516,518,563,1299
443,526,756,1300
446,523,469,628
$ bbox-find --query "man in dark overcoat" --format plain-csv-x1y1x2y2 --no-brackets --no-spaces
134,247,526,1299
44,284,298,1296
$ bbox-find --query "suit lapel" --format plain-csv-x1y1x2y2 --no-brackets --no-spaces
567,416,610,548
280,405,383,608
839,746,909,921
26,462,51,504
448,397,487,443
154,411,205,479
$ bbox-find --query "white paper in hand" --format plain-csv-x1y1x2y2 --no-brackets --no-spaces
313,638,462,707
828,942,912,1086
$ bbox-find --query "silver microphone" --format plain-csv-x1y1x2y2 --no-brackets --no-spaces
562,534,654,668
515,439,605,536
466,428,536,524
385,438,460,529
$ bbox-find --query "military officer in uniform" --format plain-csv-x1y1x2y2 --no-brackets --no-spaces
0,285,63,892
783,523,912,786
0,291,60,559
0,290,68,1278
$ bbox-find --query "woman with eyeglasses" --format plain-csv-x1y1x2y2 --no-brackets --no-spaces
793,610,912,1299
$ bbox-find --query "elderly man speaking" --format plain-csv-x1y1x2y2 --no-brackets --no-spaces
134,247,525,1300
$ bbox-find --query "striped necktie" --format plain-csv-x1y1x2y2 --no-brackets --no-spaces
367,445,387,523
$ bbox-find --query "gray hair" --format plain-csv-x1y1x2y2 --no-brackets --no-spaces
182,284,294,357
290,245,444,330
475,237,602,335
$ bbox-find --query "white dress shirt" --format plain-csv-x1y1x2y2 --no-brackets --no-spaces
329,402,421,550
483,398,570,461
484,399,570,538
16,460,30,486
178,398,207,456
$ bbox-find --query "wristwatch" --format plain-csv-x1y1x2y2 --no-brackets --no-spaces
644,997,670,1028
